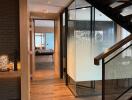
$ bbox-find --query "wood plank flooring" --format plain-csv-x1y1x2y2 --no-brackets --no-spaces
30,56,101,100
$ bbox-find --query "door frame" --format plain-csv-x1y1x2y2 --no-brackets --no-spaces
31,19,55,79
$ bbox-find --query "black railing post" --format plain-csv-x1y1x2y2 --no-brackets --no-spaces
102,58,105,100
65,7,68,86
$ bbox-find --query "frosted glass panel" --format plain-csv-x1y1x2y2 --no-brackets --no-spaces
75,7,95,81
104,45,132,100
67,1,76,80
68,3,116,82
75,8,91,20
92,9,115,69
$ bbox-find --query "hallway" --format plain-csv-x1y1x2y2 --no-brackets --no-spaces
30,56,102,100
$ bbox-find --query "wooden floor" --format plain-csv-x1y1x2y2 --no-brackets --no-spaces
30,56,101,100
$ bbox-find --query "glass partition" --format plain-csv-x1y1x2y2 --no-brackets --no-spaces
92,8,115,61
104,43,132,100
66,0,129,98
67,0,76,79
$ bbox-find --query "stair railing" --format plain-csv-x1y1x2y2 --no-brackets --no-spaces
94,34,132,100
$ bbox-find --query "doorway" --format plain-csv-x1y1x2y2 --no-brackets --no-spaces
33,19,55,80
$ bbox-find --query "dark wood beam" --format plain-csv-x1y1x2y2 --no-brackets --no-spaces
124,14,132,21
96,0,117,6
117,0,130,3
86,0,132,33
124,14,132,27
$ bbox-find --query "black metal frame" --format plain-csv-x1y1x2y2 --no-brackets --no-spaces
65,8,68,85
59,8,68,82
60,13,63,79
102,58,105,100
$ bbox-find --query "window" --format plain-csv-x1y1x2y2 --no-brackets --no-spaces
35,33,45,48
35,33,54,50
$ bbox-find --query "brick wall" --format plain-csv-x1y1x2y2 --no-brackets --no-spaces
0,0,20,61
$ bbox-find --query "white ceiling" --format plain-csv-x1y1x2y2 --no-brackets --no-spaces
29,0,72,13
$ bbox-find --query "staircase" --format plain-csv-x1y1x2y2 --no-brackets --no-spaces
85,0,132,33
85,0,132,100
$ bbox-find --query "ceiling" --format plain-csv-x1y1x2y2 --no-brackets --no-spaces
29,0,72,13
